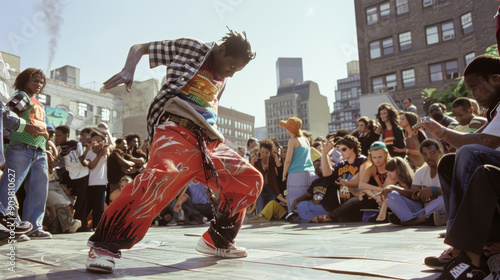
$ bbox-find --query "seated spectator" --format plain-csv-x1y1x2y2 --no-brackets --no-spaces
394,112,426,170
125,133,147,177
45,178,81,234
415,54,500,278
173,180,213,224
448,97,487,133
385,139,446,226
109,176,132,203
82,130,110,229
352,116,379,157
107,138,141,202
290,159,335,222
311,136,369,223
250,139,280,213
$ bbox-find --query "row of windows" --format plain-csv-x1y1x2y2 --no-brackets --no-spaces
371,52,476,92
266,100,293,110
37,94,114,123
369,12,473,59
334,99,360,111
267,109,295,118
335,87,361,101
331,111,360,123
217,117,253,132
329,121,357,134
367,0,450,25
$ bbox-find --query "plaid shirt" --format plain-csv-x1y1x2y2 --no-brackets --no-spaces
146,38,225,142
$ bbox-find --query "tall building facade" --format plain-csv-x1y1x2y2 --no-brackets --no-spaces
354,0,497,114
217,105,255,150
266,81,330,147
329,61,361,133
276,58,303,87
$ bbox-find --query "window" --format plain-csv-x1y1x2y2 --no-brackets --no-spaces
366,6,378,25
399,31,412,51
423,0,433,7
402,69,415,88
78,102,91,118
382,38,394,55
441,21,455,41
37,93,50,106
372,73,396,92
380,2,390,19
101,108,111,122
370,41,381,59
426,21,455,45
429,59,459,82
426,26,439,45
465,52,476,65
461,12,473,35
396,0,409,15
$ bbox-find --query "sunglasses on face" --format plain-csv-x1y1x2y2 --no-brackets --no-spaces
340,148,348,152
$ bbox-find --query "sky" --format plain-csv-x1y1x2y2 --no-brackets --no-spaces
0,0,359,128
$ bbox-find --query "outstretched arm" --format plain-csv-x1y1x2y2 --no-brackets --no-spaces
103,43,150,92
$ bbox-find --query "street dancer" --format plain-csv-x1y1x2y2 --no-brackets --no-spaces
86,28,261,273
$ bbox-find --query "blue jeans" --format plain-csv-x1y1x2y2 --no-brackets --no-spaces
296,200,329,222
438,144,500,230
0,142,49,233
386,191,445,222
255,185,277,214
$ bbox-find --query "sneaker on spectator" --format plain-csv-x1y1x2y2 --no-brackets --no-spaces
86,247,115,273
430,211,448,226
195,231,247,258
436,252,487,280
425,247,455,270
247,214,269,223
485,254,500,280
28,230,52,239
388,213,401,225
68,219,82,233
0,214,33,234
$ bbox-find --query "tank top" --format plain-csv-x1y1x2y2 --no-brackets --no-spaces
288,146,314,173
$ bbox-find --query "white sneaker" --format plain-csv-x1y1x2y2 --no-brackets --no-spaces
431,211,447,226
86,247,115,273
195,231,247,258
485,254,500,280
68,219,82,233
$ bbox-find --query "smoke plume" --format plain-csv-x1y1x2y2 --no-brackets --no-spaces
41,0,66,73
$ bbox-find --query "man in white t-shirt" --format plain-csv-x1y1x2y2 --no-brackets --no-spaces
415,54,500,278
386,139,446,226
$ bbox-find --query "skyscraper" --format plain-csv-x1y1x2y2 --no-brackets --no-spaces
276,58,304,88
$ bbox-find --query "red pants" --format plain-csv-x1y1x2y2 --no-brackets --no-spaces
88,123,263,256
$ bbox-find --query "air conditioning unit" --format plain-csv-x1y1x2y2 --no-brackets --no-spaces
386,86,396,92
423,0,433,7
443,33,455,41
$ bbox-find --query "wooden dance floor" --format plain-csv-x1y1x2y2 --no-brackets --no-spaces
0,221,447,279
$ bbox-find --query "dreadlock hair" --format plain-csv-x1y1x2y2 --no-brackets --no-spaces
376,103,400,129
14,68,46,93
335,135,361,155
220,27,256,64
464,54,500,81
385,157,414,188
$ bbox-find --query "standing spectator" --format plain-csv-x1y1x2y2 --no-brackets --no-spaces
394,112,426,170
79,127,93,146
55,125,90,231
385,139,446,226
245,137,259,161
352,116,380,156
107,138,136,203
82,130,110,229
402,98,417,114
375,103,406,158
125,133,147,177
97,122,114,145
236,146,246,158
0,68,52,239
281,117,317,214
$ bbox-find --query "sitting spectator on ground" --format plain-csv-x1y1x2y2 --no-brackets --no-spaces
107,138,142,203
448,97,487,133
429,103,457,128
415,54,500,279
375,103,406,158
250,138,279,213
393,112,426,170
385,139,446,226
109,175,132,203
173,180,214,224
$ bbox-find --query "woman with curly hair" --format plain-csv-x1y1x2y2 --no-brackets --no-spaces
375,103,405,158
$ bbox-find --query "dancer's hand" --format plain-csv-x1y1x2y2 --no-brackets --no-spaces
103,70,134,92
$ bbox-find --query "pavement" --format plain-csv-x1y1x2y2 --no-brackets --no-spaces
0,221,448,280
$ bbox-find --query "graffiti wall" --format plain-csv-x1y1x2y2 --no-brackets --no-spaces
45,104,85,130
